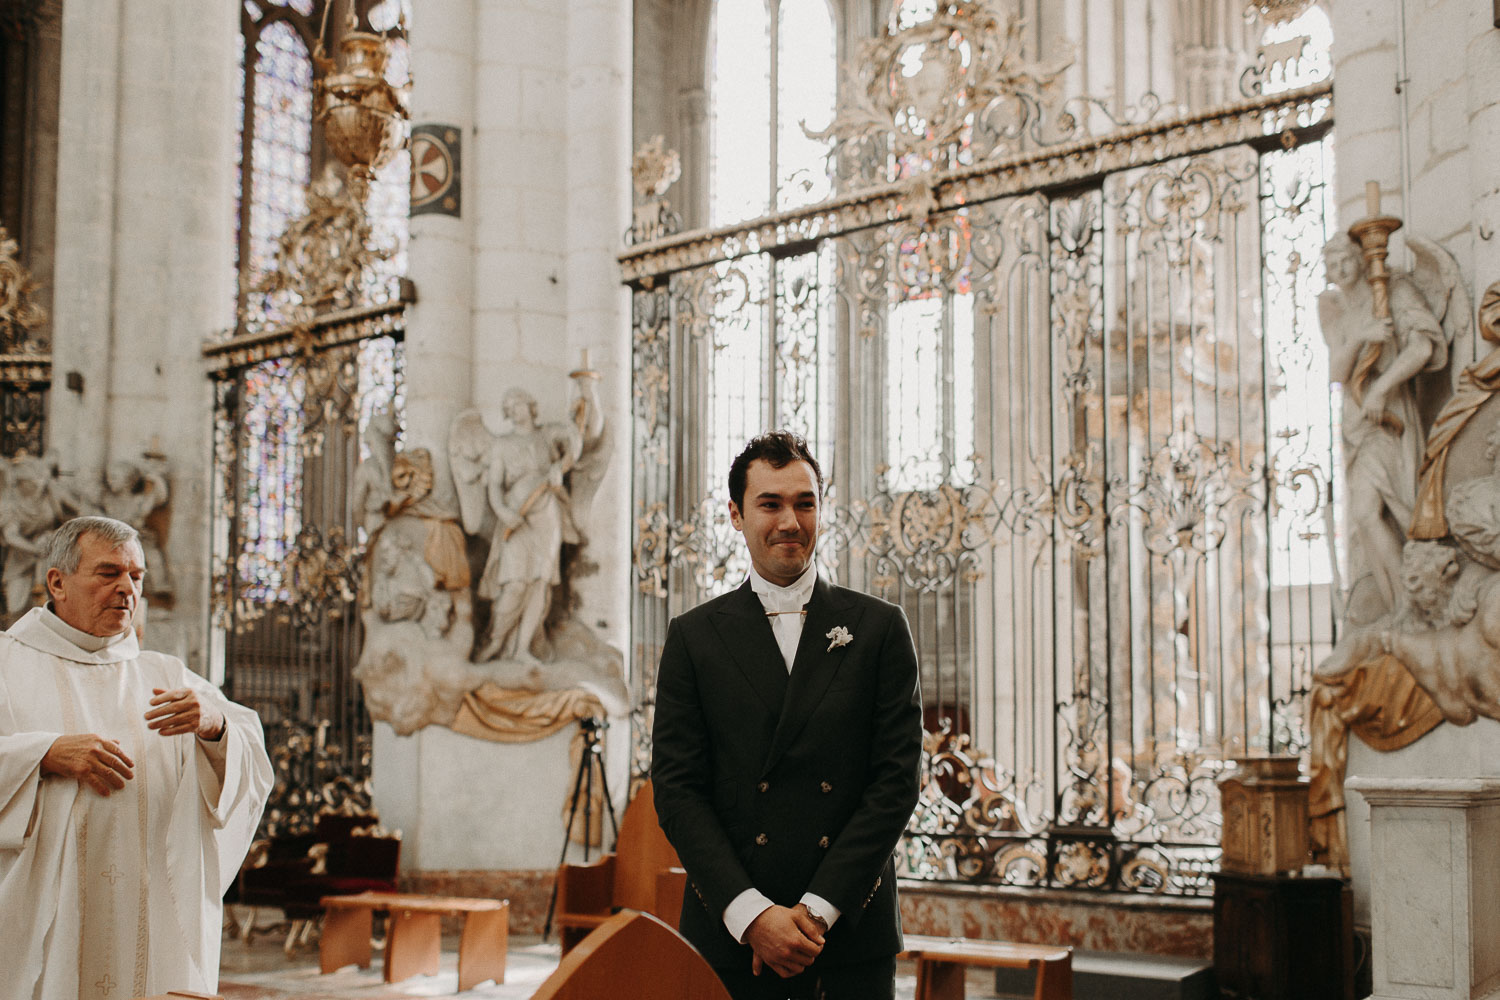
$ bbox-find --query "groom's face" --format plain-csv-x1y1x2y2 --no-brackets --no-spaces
729,458,820,587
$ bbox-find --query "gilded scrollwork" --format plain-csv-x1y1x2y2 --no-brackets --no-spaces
0,227,46,354
617,83,1332,285
627,135,683,246
241,165,397,337
285,524,359,629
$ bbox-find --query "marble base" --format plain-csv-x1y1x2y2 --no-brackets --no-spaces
1345,777,1500,999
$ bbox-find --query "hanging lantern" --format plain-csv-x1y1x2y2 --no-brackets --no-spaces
313,16,409,204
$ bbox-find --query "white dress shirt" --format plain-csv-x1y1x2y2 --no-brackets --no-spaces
722,564,842,943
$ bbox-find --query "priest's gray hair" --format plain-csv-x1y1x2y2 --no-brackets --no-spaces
45,516,140,575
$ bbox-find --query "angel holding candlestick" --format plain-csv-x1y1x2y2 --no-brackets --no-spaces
1318,228,1465,625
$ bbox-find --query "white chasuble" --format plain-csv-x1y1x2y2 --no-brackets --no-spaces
0,608,273,1000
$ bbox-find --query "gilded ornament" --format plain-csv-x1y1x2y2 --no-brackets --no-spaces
0,226,47,354
313,14,410,205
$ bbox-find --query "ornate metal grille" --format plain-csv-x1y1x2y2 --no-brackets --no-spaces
628,82,1336,895
208,307,404,827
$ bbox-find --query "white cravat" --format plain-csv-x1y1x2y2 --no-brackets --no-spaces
724,562,841,942
749,563,816,672
39,604,130,653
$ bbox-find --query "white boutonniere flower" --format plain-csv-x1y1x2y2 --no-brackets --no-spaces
826,626,853,652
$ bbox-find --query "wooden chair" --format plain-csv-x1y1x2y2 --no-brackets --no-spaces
553,778,682,952
532,910,731,1000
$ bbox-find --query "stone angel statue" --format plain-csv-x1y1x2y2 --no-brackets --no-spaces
0,455,64,622
1318,232,1469,626
449,388,587,664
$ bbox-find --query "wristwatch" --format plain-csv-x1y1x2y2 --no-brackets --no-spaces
802,901,829,935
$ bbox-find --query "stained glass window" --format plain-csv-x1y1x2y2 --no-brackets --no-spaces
235,0,411,323
363,32,410,303
235,9,315,326
237,357,303,603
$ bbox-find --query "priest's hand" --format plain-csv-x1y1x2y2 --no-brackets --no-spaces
41,734,135,796
145,687,225,740
745,903,824,978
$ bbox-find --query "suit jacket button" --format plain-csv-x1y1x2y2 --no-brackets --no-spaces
820,781,832,793
755,833,769,846
818,836,830,848
758,781,769,793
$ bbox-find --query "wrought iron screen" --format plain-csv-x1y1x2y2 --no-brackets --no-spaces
628,83,1337,895
208,309,404,828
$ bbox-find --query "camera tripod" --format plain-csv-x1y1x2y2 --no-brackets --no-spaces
542,715,619,940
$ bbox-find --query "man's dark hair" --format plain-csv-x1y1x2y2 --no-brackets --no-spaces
728,431,824,511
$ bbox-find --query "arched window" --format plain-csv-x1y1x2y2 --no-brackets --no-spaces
234,0,410,329
708,0,836,227
236,1,318,327
701,0,839,517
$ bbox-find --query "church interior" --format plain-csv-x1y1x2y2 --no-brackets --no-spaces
3,0,1500,996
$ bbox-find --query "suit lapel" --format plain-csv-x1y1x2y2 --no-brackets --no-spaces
762,578,863,774
709,580,790,715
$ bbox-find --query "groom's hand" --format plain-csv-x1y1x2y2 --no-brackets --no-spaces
745,904,824,978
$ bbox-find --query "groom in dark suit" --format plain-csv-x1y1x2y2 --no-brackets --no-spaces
652,432,923,1000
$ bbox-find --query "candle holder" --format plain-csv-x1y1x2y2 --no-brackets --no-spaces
1346,182,1406,434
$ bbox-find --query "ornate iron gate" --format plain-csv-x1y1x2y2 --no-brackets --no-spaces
208,312,403,832
628,78,1336,895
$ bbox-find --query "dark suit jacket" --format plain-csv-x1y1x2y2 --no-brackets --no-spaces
651,576,923,972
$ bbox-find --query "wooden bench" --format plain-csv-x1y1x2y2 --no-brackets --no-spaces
320,891,508,993
899,934,1073,1000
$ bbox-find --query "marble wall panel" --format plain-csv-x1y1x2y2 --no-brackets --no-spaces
897,883,1213,959
401,868,554,936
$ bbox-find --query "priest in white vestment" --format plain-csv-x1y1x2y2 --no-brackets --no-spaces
0,516,273,999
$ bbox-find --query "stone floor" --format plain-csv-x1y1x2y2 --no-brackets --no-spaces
215,926,1010,999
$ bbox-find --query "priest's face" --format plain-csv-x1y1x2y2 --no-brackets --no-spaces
729,458,820,587
47,533,146,637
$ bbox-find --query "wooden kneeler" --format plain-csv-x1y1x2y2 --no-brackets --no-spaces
553,778,683,952
531,910,731,1000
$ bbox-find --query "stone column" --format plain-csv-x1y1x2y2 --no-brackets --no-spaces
50,0,236,664
1345,777,1500,1000
50,0,123,480
1467,21,1500,357
1323,0,1500,978
405,0,476,495
372,1,635,896
368,0,479,872
565,0,631,664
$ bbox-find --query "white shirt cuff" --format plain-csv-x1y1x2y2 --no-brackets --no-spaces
799,892,841,931
723,888,775,943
